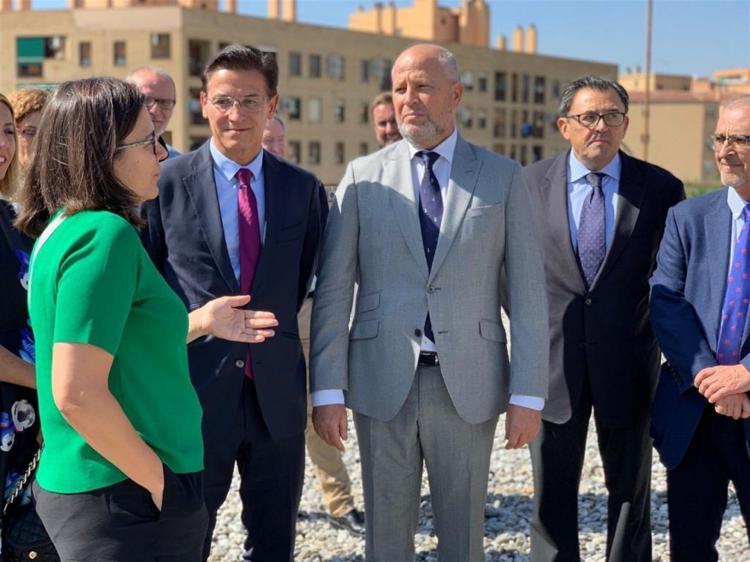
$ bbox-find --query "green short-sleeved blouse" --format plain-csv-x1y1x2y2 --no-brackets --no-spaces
29,210,204,493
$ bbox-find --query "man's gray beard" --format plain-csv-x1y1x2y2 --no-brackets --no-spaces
398,120,442,146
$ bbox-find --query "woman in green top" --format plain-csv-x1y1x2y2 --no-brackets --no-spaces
15,78,278,562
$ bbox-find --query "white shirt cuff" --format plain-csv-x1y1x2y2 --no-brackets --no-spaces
509,394,545,411
311,389,345,407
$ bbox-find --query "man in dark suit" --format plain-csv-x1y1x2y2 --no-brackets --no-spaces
142,45,327,561
522,76,684,562
650,95,750,561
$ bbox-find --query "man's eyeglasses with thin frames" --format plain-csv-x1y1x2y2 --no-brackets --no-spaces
564,111,627,129
710,134,750,151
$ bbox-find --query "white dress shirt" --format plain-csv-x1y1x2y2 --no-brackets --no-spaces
313,129,544,411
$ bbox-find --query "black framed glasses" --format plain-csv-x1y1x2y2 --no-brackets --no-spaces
144,96,176,110
115,131,157,156
710,133,750,150
209,95,268,114
564,111,627,129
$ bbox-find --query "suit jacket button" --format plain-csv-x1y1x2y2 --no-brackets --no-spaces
235,359,245,368
584,298,592,306
414,329,422,338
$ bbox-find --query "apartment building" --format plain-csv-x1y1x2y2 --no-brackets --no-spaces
0,0,616,184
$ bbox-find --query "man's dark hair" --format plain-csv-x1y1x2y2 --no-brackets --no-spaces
15,78,144,237
201,44,278,97
557,76,629,117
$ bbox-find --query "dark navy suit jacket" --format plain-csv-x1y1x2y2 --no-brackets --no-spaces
650,187,750,469
142,142,327,440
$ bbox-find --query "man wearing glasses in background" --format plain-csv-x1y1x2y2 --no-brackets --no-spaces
126,67,181,158
650,96,750,562
141,45,327,561
522,76,684,562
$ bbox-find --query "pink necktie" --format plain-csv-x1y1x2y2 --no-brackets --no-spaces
237,168,261,378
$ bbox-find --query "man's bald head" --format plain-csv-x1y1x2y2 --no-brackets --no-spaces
126,67,176,137
390,43,462,149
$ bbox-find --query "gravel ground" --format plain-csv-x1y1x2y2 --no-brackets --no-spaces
208,414,748,562
209,311,748,561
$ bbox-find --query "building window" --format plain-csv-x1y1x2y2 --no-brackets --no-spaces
188,39,210,77
521,74,530,104
308,141,321,165
288,141,301,164
189,88,203,125
326,54,345,81
113,41,127,66
281,96,302,121
532,145,544,162
494,72,506,102
521,110,532,137
360,102,369,124
510,145,517,160
289,52,302,76
309,54,321,78
459,109,473,129
477,111,487,130
520,145,528,166
534,76,546,104
493,143,506,155
533,110,545,138
360,59,370,82
79,41,91,67
461,71,474,92
189,136,208,151
335,142,345,164
478,73,488,93
372,58,392,91
335,100,345,123
16,36,66,77
308,98,321,123
511,73,518,103
359,142,369,155
552,79,561,100
493,108,506,138
511,109,518,138
150,33,170,59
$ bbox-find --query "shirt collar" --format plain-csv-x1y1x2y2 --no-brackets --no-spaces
726,185,750,220
406,128,458,167
209,139,264,184
568,150,622,183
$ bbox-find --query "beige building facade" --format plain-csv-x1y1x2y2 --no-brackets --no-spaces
625,94,719,185
0,3,615,185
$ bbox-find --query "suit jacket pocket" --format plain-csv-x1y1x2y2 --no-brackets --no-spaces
272,221,305,244
356,292,380,313
467,203,503,218
478,319,506,342
349,319,379,340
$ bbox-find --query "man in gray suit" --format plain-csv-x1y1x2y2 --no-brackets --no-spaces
310,43,549,561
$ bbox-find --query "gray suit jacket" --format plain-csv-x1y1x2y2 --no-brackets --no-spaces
310,135,549,424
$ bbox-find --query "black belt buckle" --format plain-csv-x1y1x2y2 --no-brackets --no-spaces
418,352,439,366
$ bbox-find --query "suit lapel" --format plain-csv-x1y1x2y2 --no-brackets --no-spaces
545,151,587,294
387,141,429,277
252,152,284,292
429,136,480,282
592,152,646,288
182,143,239,293
705,193,732,347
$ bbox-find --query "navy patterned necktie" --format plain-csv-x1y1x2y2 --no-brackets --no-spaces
416,150,442,342
717,204,750,364
577,172,606,288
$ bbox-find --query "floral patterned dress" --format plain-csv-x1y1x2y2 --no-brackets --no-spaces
0,200,40,540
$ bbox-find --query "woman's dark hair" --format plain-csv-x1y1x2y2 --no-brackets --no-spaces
15,77,144,237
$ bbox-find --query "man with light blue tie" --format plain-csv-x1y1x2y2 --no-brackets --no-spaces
310,44,549,561
650,95,750,561
522,76,684,562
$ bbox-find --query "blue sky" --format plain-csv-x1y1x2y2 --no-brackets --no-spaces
31,0,749,77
